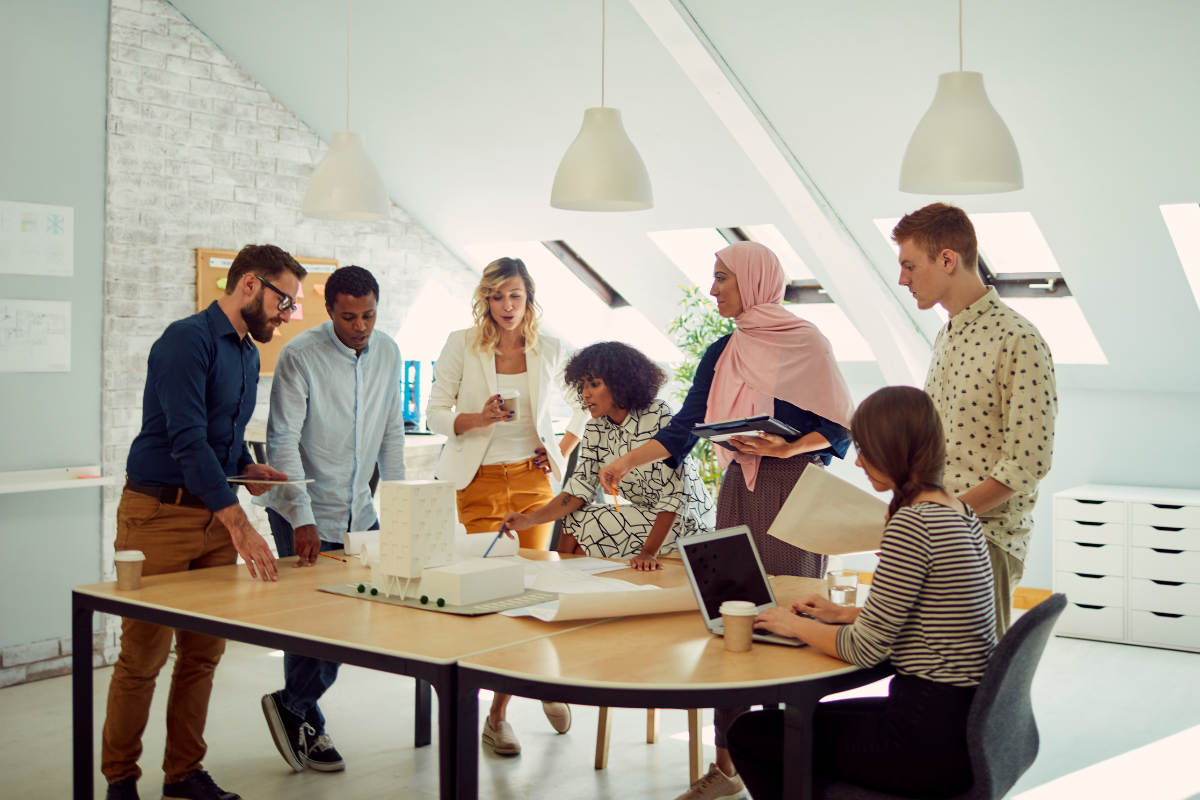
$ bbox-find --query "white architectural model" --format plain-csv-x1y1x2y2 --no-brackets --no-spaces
372,480,457,598
368,479,523,606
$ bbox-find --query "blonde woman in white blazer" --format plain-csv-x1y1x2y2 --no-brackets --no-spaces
426,256,585,754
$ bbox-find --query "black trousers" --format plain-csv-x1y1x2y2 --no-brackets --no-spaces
728,674,976,800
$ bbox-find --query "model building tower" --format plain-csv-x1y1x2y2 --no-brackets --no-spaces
373,480,456,597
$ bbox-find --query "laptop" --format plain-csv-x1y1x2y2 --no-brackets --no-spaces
678,526,805,647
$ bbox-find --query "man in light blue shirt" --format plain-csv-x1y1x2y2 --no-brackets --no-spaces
256,265,405,774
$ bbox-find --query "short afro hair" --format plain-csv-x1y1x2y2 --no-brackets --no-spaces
564,342,667,413
324,265,379,308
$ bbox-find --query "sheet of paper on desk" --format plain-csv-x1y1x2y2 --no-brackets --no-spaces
502,583,697,621
527,570,659,594
501,556,626,576
767,467,888,555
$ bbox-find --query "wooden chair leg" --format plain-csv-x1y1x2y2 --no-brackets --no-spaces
595,707,613,770
688,708,703,784
646,708,660,744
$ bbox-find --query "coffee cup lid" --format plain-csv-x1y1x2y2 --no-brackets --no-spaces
720,600,757,616
114,550,146,562
498,389,520,399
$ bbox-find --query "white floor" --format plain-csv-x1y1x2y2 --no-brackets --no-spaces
0,631,1197,799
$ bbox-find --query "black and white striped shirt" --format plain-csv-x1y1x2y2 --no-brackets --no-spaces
836,502,996,687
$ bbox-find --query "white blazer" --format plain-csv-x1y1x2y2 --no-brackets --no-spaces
426,329,588,490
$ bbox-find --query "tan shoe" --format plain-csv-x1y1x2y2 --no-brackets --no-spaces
482,717,521,755
542,701,572,733
671,763,748,800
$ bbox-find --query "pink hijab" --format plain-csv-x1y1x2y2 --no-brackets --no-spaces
706,241,855,491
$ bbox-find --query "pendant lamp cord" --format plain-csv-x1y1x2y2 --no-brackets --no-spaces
346,0,352,131
958,0,963,71
600,0,606,107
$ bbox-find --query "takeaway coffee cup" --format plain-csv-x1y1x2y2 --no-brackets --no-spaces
720,600,757,652
497,389,520,421
114,550,146,591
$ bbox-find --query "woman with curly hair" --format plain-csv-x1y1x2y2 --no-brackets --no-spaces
501,341,715,569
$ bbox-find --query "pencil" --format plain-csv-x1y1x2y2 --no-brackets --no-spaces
483,526,506,558
605,484,619,512
318,551,346,563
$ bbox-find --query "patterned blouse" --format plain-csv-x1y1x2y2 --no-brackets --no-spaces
925,287,1058,562
563,399,716,541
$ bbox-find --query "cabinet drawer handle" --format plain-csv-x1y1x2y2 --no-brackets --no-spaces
1074,500,1105,505
1151,580,1184,586
1075,542,1105,548
1074,573,1104,579
1150,612,1184,618
1151,548,1184,554
1151,526,1184,532
1151,504,1184,510
1074,521,1104,526
1074,603,1105,610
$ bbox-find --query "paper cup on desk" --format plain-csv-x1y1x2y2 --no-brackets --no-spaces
497,389,520,420
720,600,757,652
114,550,146,591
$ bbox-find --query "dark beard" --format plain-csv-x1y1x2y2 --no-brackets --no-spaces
240,292,276,344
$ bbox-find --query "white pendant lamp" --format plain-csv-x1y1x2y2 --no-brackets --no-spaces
899,0,1023,195
302,0,390,221
550,0,653,211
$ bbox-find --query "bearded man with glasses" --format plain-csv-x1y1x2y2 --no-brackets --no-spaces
103,244,306,800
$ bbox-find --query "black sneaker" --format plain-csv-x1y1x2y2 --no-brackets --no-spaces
161,769,241,800
261,691,307,772
105,777,139,800
303,732,346,772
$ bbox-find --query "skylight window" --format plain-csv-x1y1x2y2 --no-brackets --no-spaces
647,228,730,289
874,212,1106,364
740,224,814,280
1160,203,1200,313
461,241,682,363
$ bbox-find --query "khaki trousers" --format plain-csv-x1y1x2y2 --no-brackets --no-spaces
456,460,555,550
988,541,1025,638
102,489,238,784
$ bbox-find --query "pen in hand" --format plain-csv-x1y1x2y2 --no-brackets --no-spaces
483,525,507,558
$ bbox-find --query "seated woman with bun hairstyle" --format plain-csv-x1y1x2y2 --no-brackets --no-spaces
502,341,715,569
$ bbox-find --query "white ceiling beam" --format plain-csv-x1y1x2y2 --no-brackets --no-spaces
629,0,931,386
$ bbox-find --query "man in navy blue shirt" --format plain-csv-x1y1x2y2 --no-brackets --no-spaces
103,244,305,800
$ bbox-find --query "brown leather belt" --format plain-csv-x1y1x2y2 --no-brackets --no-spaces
124,478,208,508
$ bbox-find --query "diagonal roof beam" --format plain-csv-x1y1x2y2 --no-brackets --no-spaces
629,0,931,385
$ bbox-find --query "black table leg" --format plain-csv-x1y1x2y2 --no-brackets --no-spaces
72,598,93,800
414,678,432,747
455,670,479,800
783,692,820,800
435,666,459,800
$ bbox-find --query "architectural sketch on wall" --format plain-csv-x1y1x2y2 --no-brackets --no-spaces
0,299,71,372
0,200,73,277
371,480,458,598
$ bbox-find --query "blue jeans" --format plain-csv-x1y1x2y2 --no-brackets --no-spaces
266,509,378,734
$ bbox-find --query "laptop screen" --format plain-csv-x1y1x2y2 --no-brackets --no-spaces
680,530,774,621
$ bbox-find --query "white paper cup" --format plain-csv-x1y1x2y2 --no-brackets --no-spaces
497,389,520,421
720,600,757,652
114,550,146,591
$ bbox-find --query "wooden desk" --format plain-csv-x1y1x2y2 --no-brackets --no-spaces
455,576,891,800
70,549,622,800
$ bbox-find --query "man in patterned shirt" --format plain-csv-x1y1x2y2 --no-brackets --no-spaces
892,203,1058,635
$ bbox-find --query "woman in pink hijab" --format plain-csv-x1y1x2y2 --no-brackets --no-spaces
600,240,855,793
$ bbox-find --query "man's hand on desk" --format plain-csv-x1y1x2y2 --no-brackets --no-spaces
214,504,278,581
239,463,288,496
293,524,321,567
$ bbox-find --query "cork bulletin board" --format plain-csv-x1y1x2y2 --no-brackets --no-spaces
196,248,340,375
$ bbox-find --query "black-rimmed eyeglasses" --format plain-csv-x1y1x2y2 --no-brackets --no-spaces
254,274,297,313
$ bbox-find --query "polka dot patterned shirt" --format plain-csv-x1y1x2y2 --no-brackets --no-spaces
925,288,1058,562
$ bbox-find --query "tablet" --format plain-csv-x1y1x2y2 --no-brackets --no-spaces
691,415,803,452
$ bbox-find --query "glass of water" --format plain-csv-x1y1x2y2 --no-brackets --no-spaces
827,570,859,607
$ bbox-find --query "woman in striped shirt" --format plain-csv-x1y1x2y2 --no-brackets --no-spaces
728,386,997,800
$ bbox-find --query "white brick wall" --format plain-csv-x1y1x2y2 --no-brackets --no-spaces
0,0,481,688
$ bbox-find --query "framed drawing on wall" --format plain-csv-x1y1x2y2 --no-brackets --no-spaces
196,248,340,375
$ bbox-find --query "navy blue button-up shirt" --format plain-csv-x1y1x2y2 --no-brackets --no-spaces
126,301,258,511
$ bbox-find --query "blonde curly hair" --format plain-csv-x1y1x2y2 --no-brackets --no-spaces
470,257,541,355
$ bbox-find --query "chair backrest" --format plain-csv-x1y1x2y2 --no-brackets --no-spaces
962,593,1066,800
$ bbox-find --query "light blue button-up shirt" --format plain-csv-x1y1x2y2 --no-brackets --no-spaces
254,321,406,543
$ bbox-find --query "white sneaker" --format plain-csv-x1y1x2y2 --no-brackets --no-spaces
672,763,748,800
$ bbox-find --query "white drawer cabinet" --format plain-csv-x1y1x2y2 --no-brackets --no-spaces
1053,485,1200,653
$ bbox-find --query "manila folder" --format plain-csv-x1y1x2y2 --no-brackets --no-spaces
767,467,888,555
